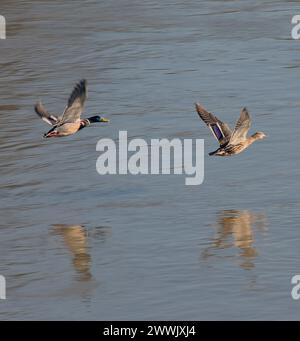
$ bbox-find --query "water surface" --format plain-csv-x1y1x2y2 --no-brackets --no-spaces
0,0,300,320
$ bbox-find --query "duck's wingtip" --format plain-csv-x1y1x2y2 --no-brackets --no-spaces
35,101,43,110
34,101,41,113
195,102,207,111
80,79,87,86
195,102,203,113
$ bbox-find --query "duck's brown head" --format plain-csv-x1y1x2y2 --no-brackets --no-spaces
252,132,267,140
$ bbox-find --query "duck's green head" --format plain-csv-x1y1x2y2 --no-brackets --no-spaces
89,115,110,123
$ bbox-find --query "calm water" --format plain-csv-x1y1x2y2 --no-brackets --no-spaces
1,0,300,320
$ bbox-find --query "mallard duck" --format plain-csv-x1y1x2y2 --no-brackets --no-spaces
195,103,267,156
35,79,109,138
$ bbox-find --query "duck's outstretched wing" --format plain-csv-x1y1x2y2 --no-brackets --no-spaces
229,107,251,144
60,79,87,124
34,101,60,126
195,103,232,146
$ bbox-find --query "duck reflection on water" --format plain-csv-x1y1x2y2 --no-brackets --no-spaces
202,210,267,270
52,224,92,281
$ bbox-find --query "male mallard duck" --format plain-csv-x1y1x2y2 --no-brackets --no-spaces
195,103,267,156
35,79,109,138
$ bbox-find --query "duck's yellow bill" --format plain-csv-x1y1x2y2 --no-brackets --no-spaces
100,117,110,123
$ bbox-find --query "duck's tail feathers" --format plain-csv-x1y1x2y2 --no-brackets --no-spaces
35,101,59,126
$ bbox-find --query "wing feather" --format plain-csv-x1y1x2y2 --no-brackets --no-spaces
34,101,59,126
60,79,87,124
229,107,251,144
195,103,232,146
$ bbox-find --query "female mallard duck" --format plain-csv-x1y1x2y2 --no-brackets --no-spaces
35,79,109,138
195,103,266,156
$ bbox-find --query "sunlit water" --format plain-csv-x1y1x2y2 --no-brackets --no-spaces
0,0,300,320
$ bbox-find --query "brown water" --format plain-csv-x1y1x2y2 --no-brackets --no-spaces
1,0,300,320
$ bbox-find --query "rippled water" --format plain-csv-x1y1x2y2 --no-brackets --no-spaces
1,0,300,320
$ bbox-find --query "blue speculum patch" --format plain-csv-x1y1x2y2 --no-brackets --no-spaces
211,124,223,140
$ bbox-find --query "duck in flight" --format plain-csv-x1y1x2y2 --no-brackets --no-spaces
35,79,109,138
195,103,267,156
